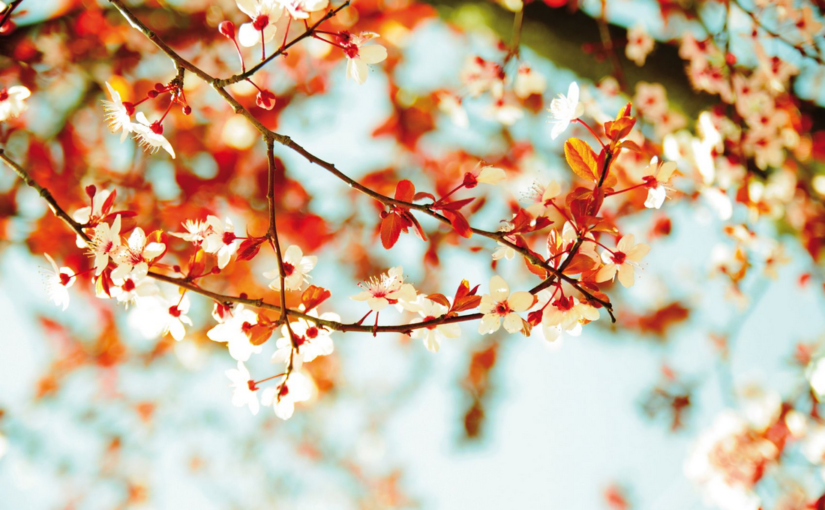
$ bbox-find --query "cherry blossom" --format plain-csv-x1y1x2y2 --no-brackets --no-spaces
40,253,75,310
409,296,460,353
595,234,650,288
132,112,176,158
464,164,506,188
263,244,317,291
90,214,123,275
271,310,338,369
203,216,241,269
111,227,165,281
548,81,583,140
225,361,260,415
513,65,546,99
0,85,30,122
73,188,113,226
478,275,534,334
460,56,504,98
525,179,561,218
486,98,523,126
276,0,328,20
101,81,133,141
538,292,599,342
643,156,678,209
491,242,516,261
207,305,264,361
437,93,468,128
169,219,212,248
111,262,159,306
625,25,654,66
342,32,387,85
165,294,193,341
351,266,417,312
261,372,312,420
236,0,283,48
685,412,776,510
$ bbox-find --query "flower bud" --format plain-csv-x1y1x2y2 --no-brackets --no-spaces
122,101,136,116
154,83,165,92
219,21,236,39
527,309,543,327
462,171,478,189
182,105,192,115
256,90,276,110
147,89,159,98
0,21,16,35
85,184,97,200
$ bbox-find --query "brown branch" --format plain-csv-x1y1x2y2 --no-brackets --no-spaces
0,149,90,244
213,1,352,88
0,0,23,31
0,149,486,334
104,0,616,323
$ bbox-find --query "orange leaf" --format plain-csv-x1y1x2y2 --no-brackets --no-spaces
564,138,599,182
426,293,451,308
301,285,331,313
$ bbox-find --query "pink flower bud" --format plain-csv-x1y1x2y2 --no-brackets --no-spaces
182,105,192,115
147,89,159,98
256,90,276,110
85,185,97,200
154,83,165,92
462,171,478,189
219,21,236,40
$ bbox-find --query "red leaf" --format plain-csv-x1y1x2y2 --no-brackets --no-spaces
413,191,436,202
101,188,117,215
437,197,475,211
443,210,472,238
395,180,416,203
237,237,265,262
380,212,404,249
401,210,427,241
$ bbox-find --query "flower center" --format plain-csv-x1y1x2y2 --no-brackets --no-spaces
283,262,295,276
344,43,359,59
423,315,437,330
150,121,163,135
0,88,8,102
494,301,511,316
279,384,289,397
554,296,573,311
306,327,318,339
612,251,627,265
168,306,181,318
103,240,114,254
122,279,136,292
294,335,306,347
252,15,269,31
222,231,237,245
59,273,72,286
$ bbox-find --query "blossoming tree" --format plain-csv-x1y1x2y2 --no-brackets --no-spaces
2,0,825,508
